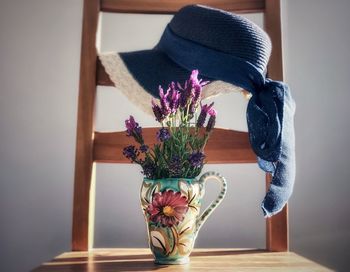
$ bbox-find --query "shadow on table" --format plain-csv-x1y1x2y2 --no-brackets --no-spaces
32,249,267,272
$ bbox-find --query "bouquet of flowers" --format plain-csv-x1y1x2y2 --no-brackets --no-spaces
122,70,217,179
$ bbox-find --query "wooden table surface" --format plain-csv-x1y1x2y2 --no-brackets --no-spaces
32,248,332,272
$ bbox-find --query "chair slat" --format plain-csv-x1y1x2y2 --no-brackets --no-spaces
93,128,257,163
101,0,265,14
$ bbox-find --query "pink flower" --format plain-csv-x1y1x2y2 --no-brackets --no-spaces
147,190,188,227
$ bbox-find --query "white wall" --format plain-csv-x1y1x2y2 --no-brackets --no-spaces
283,0,350,269
0,0,349,271
0,1,81,271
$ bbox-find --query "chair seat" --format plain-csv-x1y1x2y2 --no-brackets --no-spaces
33,248,331,271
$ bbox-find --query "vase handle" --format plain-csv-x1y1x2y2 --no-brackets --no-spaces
195,171,227,234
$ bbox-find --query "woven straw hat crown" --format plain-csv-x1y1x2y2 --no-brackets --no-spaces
169,5,272,74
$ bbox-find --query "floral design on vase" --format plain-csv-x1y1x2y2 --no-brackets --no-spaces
147,190,188,227
140,172,226,265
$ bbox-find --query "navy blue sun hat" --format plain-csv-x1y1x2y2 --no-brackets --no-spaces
119,4,296,217
120,5,271,95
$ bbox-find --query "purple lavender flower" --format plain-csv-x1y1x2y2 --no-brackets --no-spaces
178,80,192,108
190,86,201,109
125,116,142,137
152,99,164,122
188,151,206,168
189,70,206,100
156,128,171,142
123,145,139,161
196,102,214,128
169,155,182,177
185,70,199,91
159,86,171,117
125,116,143,144
167,82,181,114
206,112,216,132
196,110,207,128
208,106,217,117
171,91,181,113
189,70,200,93
179,70,208,110
140,144,149,153
188,101,196,115
142,160,156,179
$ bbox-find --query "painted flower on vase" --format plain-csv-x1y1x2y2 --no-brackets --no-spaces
147,190,189,227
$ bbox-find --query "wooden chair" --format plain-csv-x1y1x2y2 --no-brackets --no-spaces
33,0,330,271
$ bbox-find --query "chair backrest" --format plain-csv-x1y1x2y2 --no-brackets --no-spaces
72,0,288,252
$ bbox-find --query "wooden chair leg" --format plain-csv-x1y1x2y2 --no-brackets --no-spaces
264,0,289,252
265,173,289,251
72,0,100,251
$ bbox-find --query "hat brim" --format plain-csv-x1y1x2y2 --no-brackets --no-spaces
119,49,212,98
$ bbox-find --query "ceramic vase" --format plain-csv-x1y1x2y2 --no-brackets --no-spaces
140,171,227,264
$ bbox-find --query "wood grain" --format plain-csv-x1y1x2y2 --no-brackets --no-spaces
264,0,284,80
72,0,99,251
32,248,332,271
93,128,257,163
101,0,265,14
264,0,288,252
